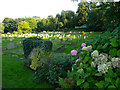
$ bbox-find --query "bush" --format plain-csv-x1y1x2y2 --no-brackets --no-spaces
88,26,120,57
23,37,42,59
86,10,104,32
23,37,53,59
59,43,120,89
33,53,73,87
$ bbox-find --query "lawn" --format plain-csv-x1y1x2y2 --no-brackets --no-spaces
2,55,54,88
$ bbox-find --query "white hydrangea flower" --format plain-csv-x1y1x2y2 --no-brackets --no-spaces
98,54,108,64
115,58,120,62
106,62,112,69
94,58,101,65
91,50,99,59
98,64,108,73
111,57,116,62
87,45,92,51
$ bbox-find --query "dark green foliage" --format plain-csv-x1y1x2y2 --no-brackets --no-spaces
41,40,53,52
23,37,52,59
88,26,120,56
47,58,73,85
87,10,104,32
3,18,18,33
33,53,73,87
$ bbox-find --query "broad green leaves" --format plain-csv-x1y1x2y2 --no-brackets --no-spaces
115,78,120,88
110,38,119,47
95,73,102,76
109,48,117,57
117,50,120,57
95,81,105,88
77,79,85,86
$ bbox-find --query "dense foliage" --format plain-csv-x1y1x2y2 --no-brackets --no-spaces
32,53,73,87
23,37,52,59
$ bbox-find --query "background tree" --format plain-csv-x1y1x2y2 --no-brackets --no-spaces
18,21,32,34
76,2,89,26
24,17,38,32
2,18,18,33
0,23,4,33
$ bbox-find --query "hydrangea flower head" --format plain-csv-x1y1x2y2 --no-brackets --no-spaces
87,45,92,51
91,50,99,59
71,50,77,56
81,43,86,47
98,64,108,73
82,47,87,50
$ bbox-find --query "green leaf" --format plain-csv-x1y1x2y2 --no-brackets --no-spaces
83,82,89,88
59,77,66,87
83,55,90,64
95,81,105,88
86,67,92,72
115,78,120,88
108,69,114,77
109,48,117,57
117,49,120,57
104,81,110,88
83,73,90,78
110,38,119,47
105,77,111,83
83,64,88,68
77,79,85,86
96,44,102,50
95,73,102,76
102,42,109,49
108,85,116,88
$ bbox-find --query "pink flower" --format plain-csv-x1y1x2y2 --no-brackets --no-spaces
71,50,77,56
82,47,87,51
81,43,86,47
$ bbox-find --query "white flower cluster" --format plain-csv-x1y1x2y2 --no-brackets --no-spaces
111,57,120,68
91,50,120,73
98,64,108,73
91,50,99,59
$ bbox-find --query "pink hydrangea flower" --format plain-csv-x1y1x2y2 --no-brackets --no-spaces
71,50,77,56
82,47,87,50
81,43,86,47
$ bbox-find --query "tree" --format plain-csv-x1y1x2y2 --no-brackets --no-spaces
33,16,41,22
18,21,32,34
0,23,4,33
2,18,18,33
24,17,38,31
76,2,89,26
57,22,63,30
58,10,77,28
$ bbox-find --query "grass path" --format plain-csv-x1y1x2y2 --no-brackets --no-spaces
2,55,54,88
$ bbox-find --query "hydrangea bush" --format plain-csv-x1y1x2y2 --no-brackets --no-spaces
59,43,120,89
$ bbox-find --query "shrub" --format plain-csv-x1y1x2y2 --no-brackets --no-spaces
88,26,120,57
23,37,53,59
23,37,42,59
33,53,73,87
59,43,120,89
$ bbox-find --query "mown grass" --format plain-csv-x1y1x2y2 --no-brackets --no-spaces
2,55,54,88
58,32,102,54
